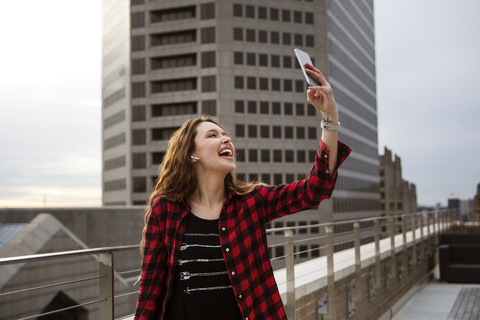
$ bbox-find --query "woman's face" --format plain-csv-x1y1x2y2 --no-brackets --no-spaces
192,121,236,174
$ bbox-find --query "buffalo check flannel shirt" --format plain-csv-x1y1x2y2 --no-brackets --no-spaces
135,140,351,320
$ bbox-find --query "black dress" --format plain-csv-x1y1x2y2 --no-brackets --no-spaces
164,213,244,320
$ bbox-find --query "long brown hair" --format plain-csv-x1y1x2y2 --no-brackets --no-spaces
140,115,261,260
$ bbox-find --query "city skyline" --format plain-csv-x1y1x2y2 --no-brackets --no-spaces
1,0,479,208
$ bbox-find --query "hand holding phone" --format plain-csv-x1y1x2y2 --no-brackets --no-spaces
294,48,320,86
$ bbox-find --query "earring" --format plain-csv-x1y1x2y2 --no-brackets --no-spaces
190,155,200,160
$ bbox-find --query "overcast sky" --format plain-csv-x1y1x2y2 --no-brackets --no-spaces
0,0,479,208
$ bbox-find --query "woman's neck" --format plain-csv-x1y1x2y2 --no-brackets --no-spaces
188,174,227,208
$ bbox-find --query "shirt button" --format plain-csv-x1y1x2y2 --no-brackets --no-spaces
226,248,230,252
222,227,226,231
239,294,243,299
231,271,236,275
326,170,329,174
324,154,328,158
246,318,248,320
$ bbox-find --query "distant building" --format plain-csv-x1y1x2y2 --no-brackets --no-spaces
379,147,417,231
448,194,473,221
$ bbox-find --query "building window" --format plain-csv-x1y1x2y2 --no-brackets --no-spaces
305,12,314,24
201,75,216,92
202,100,216,116
261,174,271,184
201,27,215,43
133,177,147,193
248,149,258,162
285,126,293,139
294,34,303,46
200,3,215,20
274,173,282,184
246,29,255,42
260,125,269,138
259,78,269,90
248,125,257,138
272,102,281,115
152,152,165,165
151,54,196,70
270,8,279,21
131,35,145,51
271,55,280,67
297,150,306,162
151,30,196,46
285,150,294,162
270,31,279,44
273,126,282,138
104,110,125,129
273,150,282,162
233,28,243,41
133,129,146,145
309,150,316,162
151,6,195,23
151,102,197,117
296,103,305,115
201,51,215,68
104,179,126,192
258,7,267,19
132,105,145,121
308,127,317,139
245,5,254,18
132,58,145,74
295,80,304,93
133,153,146,169
271,78,280,91
258,30,267,43
152,127,179,140
282,32,291,45
247,101,257,114
236,149,245,162
261,149,270,162
104,132,126,150
246,53,256,65
283,56,292,68
284,103,293,115
247,77,256,89
299,245,308,258
311,245,320,257
151,78,197,93
282,9,291,22
260,101,269,114
249,173,258,182
235,100,244,113
104,155,126,171
237,173,246,181
296,127,305,139
259,54,268,66
308,104,316,116
233,4,242,16
235,124,245,137
234,52,243,65
132,82,146,98
286,174,295,183
293,11,302,23
234,76,244,89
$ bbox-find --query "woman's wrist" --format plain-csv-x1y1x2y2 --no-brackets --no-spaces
321,113,339,125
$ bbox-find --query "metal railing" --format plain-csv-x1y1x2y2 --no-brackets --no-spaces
0,208,470,320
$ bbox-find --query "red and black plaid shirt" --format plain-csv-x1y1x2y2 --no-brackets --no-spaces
135,140,351,320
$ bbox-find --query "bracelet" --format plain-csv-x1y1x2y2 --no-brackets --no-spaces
321,121,341,131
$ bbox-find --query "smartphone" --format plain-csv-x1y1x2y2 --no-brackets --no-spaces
294,48,320,86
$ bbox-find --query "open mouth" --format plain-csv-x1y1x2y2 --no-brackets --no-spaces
219,148,234,160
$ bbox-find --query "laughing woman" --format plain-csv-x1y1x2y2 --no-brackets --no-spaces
134,64,351,320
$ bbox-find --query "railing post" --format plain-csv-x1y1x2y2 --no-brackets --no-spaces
374,219,382,288
325,225,336,320
389,217,397,284
443,211,447,233
432,211,437,250
354,222,362,305
420,213,425,261
402,216,407,277
284,229,296,320
411,215,417,269
99,252,114,320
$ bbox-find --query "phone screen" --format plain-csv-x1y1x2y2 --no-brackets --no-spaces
294,48,320,86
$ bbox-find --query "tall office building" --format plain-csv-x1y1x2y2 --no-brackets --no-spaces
102,0,380,259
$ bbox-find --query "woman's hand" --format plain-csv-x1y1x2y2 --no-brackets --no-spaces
305,63,339,124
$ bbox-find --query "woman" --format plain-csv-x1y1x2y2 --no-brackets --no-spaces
134,64,351,320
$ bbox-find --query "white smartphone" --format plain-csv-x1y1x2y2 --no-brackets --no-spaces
294,48,320,86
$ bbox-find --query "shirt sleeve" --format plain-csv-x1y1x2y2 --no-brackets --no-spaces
134,200,168,320
255,140,351,222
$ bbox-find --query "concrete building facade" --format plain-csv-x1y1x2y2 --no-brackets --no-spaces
101,0,380,261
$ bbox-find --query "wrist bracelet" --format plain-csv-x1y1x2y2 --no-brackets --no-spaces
320,121,341,131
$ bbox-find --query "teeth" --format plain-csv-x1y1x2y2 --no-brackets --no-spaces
219,149,232,156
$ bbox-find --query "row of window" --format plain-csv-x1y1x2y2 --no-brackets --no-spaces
131,3,215,28
233,4,314,25
234,76,307,92
234,51,313,69
233,28,315,47
234,100,316,116
236,149,316,163
131,100,216,122
235,124,317,140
